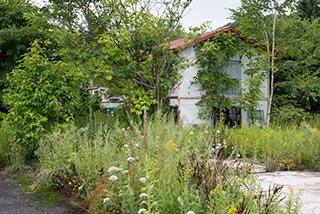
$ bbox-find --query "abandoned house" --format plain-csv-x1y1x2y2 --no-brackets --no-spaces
168,26,269,127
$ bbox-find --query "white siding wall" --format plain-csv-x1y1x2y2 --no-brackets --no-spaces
177,47,202,97
169,46,204,126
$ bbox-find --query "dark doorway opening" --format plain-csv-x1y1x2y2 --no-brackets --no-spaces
213,106,241,127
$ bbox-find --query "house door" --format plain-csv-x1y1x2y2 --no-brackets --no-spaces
170,106,179,123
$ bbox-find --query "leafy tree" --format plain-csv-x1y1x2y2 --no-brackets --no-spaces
97,0,191,116
232,0,320,120
194,31,268,126
0,0,46,112
231,0,295,125
240,54,268,125
46,0,191,118
273,15,320,114
194,33,240,122
3,40,88,158
297,0,320,20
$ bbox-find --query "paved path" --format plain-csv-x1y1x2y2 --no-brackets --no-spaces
257,171,320,214
0,177,84,214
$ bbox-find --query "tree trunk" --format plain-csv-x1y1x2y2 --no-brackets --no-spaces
267,1,277,126
155,74,160,112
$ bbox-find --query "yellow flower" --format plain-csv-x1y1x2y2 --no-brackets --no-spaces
288,186,294,194
263,132,271,138
212,184,221,195
311,128,318,134
166,139,177,148
243,191,249,198
228,204,238,214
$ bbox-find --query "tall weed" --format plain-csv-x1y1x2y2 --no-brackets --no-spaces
231,122,320,171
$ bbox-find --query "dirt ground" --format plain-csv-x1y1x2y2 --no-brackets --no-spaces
0,176,84,214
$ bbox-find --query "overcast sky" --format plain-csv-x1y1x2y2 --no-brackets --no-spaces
32,0,241,30
182,0,241,29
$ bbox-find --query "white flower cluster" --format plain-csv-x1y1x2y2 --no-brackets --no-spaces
139,177,147,183
107,166,123,173
138,208,147,214
139,193,148,198
109,175,118,181
103,197,110,203
127,157,135,162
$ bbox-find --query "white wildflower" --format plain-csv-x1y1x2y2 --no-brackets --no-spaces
139,177,147,183
123,144,129,148
138,208,147,214
177,196,184,207
127,157,135,162
216,130,220,134
186,211,195,214
78,184,84,191
139,193,148,198
140,200,148,206
108,166,122,173
109,175,118,181
216,143,221,150
136,143,139,148
189,131,194,135
103,197,110,203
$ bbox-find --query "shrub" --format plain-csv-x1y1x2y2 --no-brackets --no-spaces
272,105,309,127
0,127,11,168
3,40,88,159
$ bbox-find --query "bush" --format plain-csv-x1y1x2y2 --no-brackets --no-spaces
0,127,11,168
3,41,89,159
272,105,309,127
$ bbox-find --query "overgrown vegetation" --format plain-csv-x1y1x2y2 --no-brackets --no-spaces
231,122,320,171
35,114,302,213
0,0,320,213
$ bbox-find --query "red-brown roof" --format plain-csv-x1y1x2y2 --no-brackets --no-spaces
169,25,269,53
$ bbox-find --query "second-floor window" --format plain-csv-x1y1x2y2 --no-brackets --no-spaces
220,60,241,97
